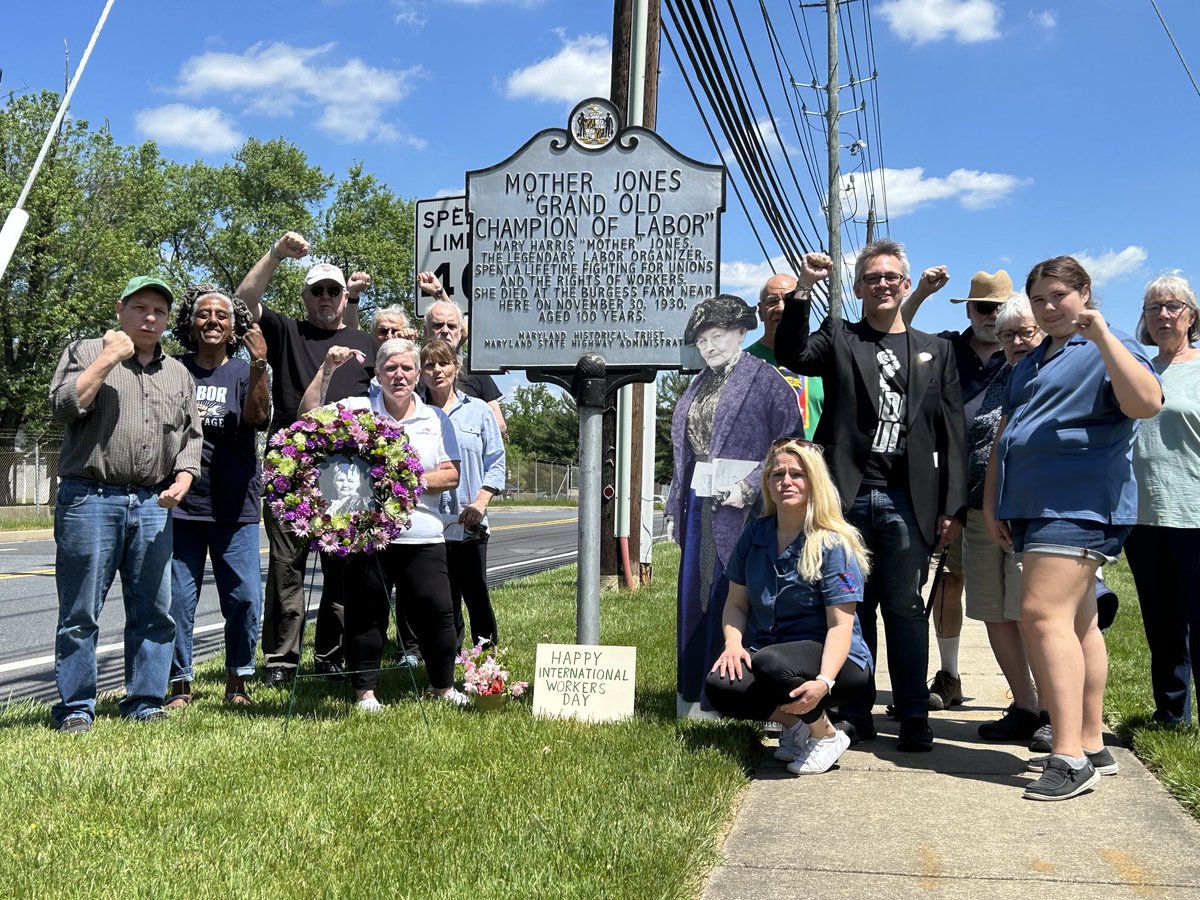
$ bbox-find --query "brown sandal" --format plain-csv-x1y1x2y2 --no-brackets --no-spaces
165,680,192,709
224,691,254,706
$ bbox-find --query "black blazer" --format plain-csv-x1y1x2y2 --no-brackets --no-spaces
775,297,968,547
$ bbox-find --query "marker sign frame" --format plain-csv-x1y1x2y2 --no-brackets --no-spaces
414,195,471,316
465,97,725,373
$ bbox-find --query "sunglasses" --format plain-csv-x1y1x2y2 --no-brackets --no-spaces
970,301,1002,315
769,437,819,453
376,326,409,337
308,283,343,299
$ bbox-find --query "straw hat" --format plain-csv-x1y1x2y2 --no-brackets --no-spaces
951,269,1013,303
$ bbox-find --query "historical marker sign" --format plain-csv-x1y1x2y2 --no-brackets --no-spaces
465,98,725,373
414,195,471,315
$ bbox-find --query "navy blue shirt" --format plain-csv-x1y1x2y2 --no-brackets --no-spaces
724,516,872,670
938,327,1007,405
996,329,1158,525
173,356,261,523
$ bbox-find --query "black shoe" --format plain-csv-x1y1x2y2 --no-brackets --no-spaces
314,661,346,680
978,705,1043,742
898,716,934,752
1023,757,1099,801
832,712,876,744
262,668,294,687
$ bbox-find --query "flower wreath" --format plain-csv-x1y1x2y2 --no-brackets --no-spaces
263,403,425,555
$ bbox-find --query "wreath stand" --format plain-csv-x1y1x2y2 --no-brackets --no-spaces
283,551,431,732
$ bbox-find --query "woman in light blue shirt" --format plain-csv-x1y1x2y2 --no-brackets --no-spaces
421,339,507,649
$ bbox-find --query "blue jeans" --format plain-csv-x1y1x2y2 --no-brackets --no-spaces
841,487,934,719
52,478,175,724
170,519,263,680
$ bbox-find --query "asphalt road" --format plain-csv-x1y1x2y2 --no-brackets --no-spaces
0,506,658,706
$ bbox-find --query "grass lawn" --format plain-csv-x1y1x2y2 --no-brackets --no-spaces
0,543,761,899
0,509,53,530
1102,562,1200,817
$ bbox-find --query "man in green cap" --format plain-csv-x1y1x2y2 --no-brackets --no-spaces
47,275,203,733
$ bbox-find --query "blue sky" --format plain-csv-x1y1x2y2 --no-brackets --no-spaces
4,0,1199,350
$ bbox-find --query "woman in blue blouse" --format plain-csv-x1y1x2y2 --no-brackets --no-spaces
984,257,1162,801
706,439,873,775
421,339,507,649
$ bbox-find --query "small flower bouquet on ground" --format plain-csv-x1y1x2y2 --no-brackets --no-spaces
456,640,529,707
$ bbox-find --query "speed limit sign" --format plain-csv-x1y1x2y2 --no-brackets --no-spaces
414,195,471,315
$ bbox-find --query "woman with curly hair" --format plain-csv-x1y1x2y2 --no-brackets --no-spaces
706,439,873,775
165,285,270,707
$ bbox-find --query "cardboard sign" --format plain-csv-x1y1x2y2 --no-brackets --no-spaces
532,643,636,723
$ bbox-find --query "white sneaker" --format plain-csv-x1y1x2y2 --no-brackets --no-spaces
356,697,384,712
430,687,469,707
772,721,812,761
788,730,851,775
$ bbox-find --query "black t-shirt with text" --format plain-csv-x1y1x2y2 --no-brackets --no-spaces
860,328,909,489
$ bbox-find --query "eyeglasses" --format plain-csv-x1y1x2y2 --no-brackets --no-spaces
1144,301,1189,316
308,284,343,299
996,326,1040,344
970,301,1002,315
860,272,905,286
376,326,409,338
761,293,789,308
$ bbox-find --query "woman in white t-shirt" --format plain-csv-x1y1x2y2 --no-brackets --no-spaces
1126,275,1200,726
303,338,463,710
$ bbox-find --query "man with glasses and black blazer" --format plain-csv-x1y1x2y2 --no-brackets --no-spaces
775,240,967,753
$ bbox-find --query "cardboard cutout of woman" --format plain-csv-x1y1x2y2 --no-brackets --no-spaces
667,295,801,717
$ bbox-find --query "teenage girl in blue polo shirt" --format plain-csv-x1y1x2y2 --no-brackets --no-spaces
984,256,1162,801
706,440,873,776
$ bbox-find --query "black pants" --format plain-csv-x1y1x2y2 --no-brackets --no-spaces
705,640,871,724
261,505,343,671
345,543,457,692
447,536,498,649
1124,524,1200,723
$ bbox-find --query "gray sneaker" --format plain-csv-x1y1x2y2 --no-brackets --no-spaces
1029,721,1053,752
1023,757,1099,801
57,714,92,735
1028,746,1119,776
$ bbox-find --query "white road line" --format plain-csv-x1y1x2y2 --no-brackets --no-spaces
0,550,580,675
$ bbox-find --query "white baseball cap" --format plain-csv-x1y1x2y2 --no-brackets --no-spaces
304,262,346,289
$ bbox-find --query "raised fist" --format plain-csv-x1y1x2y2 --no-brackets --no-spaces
347,271,372,298
102,329,135,362
417,271,445,297
274,232,310,260
798,252,834,289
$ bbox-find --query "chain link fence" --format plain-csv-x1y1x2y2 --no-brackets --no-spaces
0,437,60,517
504,458,579,501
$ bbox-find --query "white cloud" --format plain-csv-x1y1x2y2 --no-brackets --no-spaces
720,256,791,298
878,0,1001,44
505,32,610,103
719,117,801,171
845,166,1030,217
392,1,426,26
1029,10,1057,31
1072,246,1147,286
171,42,424,144
135,104,243,153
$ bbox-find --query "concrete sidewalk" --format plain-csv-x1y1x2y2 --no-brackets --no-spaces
701,614,1200,899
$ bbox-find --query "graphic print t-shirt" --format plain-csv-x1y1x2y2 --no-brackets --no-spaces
861,329,909,489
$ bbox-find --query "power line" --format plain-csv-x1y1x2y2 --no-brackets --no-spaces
1148,0,1200,102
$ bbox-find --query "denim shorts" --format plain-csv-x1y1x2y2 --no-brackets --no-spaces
1008,517,1131,566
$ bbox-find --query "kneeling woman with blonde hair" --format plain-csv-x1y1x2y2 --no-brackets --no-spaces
706,440,873,774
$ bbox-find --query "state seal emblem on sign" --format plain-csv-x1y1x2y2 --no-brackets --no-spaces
570,98,618,150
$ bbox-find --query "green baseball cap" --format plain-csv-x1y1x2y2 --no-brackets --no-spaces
120,275,175,305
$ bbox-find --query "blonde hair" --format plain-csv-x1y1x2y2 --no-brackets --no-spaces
760,441,872,581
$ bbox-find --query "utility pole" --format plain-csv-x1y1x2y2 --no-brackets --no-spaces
825,0,842,320
609,0,661,589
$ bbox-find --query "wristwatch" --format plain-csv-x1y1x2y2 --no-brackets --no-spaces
815,674,836,694
251,358,268,371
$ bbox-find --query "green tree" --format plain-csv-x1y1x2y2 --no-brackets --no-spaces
655,371,691,485
503,384,578,462
0,90,172,446
1,91,417,452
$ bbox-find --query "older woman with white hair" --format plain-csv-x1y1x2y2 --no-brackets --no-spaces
1125,274,1200,725
967,295,1045,742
